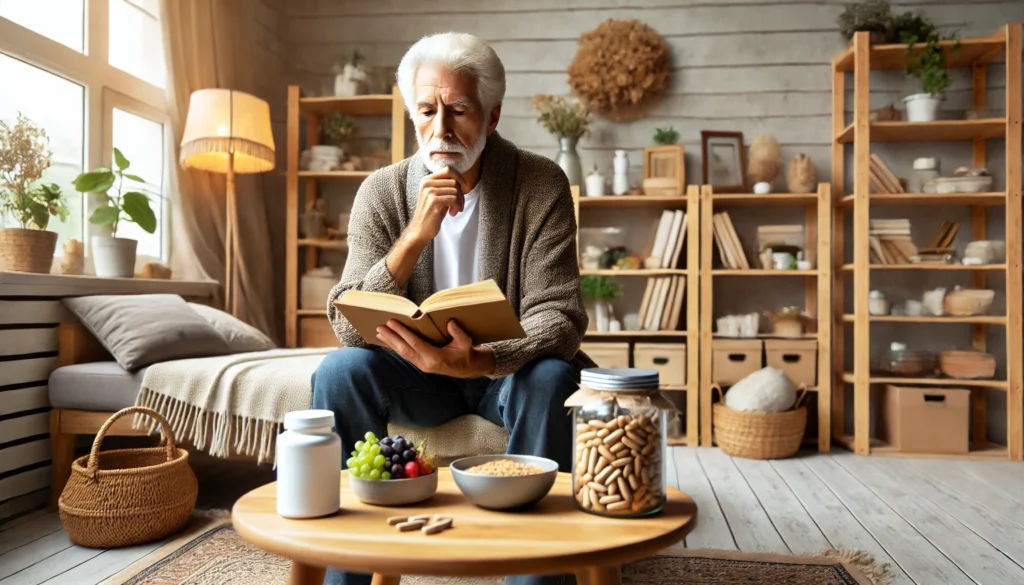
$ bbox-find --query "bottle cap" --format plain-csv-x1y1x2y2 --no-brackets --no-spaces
285,409,335,431
913,157,938,170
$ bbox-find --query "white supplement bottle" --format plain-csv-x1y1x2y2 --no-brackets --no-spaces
276,409,341,518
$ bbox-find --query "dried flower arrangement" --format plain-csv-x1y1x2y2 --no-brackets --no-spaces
531,95,590,139
567,19,671,120
0,113,68,229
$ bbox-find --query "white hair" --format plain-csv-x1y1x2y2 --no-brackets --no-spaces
396,32,506,116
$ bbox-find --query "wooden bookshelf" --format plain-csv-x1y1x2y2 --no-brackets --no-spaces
699,183,833,452
831,24,1022,461
285,85,406,348
575,185,700,447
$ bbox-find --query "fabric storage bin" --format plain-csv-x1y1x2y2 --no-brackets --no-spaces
580,342,630,369
765,339,817,387
633,343,686,386
878,385,969,454
712,339,763,385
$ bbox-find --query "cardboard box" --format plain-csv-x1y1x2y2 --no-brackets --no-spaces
879,385,969,454
712,339,763,385
765,339,817,387
580,342,630,369
634,343,686,386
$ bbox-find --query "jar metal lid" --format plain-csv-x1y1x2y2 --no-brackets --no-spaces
285,409,335,431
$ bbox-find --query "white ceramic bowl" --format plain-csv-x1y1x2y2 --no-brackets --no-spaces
450,455,559,510
349,472,438,506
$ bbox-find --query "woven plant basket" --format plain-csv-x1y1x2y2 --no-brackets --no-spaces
712,385,808,460
59,406,197,548
0,228,57,273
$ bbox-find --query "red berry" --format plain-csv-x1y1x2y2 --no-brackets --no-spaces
404,461,420,478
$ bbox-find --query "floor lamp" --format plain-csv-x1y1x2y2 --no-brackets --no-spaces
180,89,275,317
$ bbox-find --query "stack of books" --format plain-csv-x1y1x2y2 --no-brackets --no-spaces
637,275,686,331
868,154,905,194
711,211,749,269
644,210,687,269
869,219,917,264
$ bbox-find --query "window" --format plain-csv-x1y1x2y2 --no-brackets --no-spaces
110,106,166,260
109,0,165,89
0,54,84,250
0,0,85,53
0,0,169,262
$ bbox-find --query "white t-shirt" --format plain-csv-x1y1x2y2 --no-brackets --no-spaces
432,183,481,292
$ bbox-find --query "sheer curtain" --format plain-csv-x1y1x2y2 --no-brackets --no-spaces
161,0,277,339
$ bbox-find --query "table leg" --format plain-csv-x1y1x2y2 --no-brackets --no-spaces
287,561,326,585
371,575,401,585
576,566,622,585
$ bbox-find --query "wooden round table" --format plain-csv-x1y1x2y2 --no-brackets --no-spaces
232,469,696,585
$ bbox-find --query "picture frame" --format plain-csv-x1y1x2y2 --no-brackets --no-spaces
701,131,745,193
642,145,685,196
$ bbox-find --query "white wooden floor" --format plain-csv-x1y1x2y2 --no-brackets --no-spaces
4,448,1024,584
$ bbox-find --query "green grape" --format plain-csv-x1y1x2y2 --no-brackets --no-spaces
350,450,357,457
346,457,357,468
381,472,391,480
350,469,362,478
370,444,381,456
373,455,386,468
368,468,381,480
355,440,365,451
359,463,371,475
364,431,376,442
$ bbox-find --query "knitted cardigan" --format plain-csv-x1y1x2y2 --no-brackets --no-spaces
326,132,593,378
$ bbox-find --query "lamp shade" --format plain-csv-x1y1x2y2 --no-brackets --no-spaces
180,89,275,174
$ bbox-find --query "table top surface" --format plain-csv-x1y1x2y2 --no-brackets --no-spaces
231,469,697,576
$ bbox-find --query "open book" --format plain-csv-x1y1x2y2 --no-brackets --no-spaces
334,279,526,346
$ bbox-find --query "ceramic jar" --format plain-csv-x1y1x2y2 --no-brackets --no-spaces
868,291,890,316
613,150,629,195
585,165,606,197
909,157,939,193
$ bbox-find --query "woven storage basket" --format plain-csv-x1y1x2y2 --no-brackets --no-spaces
712,385,808,459
0,228,57,273
58,407,197,548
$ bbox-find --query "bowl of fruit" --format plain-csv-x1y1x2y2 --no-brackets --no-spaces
347,432,438,506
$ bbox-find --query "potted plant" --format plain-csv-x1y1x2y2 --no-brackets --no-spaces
581,275,621,332
532,95,590,190
896,13,956,122
0,113,69,273
73,148,156,278
838,0,896,44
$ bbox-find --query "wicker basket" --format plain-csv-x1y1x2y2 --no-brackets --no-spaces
712,385,808,459
58,407,197,548
0,228,57,273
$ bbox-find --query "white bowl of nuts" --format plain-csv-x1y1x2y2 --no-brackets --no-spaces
449,454,558,510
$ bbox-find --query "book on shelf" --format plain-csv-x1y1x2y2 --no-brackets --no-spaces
660,210,687,268
869,219,917,264
869,154,905,194
334,279,525,346
649,211,675,265
665,276,686,330
711,211,749,269
638,275,686,331
643,210,688,270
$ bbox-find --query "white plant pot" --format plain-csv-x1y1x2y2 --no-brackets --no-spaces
92,236,137,278
903,93,941,122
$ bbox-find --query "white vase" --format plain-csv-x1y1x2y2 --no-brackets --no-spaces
91,236,137,278
903,93,941,122
612,150,629,195
594,301,610,332
585,167,606,197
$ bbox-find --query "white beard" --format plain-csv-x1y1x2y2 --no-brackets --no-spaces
418,129,488,174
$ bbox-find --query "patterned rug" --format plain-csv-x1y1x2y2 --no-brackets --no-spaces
101,517,891,585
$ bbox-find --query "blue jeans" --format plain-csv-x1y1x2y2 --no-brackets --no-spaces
311,347,578,585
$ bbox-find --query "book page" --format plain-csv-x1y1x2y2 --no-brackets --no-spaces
420,279,505,313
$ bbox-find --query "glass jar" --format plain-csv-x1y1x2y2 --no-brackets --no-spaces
884,342,936,377
910,157,940,193
570,383,669,517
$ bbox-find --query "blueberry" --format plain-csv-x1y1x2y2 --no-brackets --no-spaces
392,439,405,452
391,453,403,464
380,445,393,457
381,437,392,447
391,463,402,476
403,449,416,462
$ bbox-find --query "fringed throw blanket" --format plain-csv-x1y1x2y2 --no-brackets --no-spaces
134,348,332,464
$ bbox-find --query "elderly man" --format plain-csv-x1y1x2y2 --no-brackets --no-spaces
312,31,590,585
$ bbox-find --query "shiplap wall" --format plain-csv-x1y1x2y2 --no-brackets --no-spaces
0,276,217,523
279,1,1023,443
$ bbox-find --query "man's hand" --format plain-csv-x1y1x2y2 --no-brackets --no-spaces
376,319,495,378
406,167,470,245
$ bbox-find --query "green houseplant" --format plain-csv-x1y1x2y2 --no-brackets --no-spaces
73,147,157,277
581,275,621,332
0,113,70,273
533,95,590,189
653,126,680,145
896,13,957,122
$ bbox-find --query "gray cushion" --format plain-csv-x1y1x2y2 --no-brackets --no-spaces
188,302,276,353
48,362,145,411
63,294,232,371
